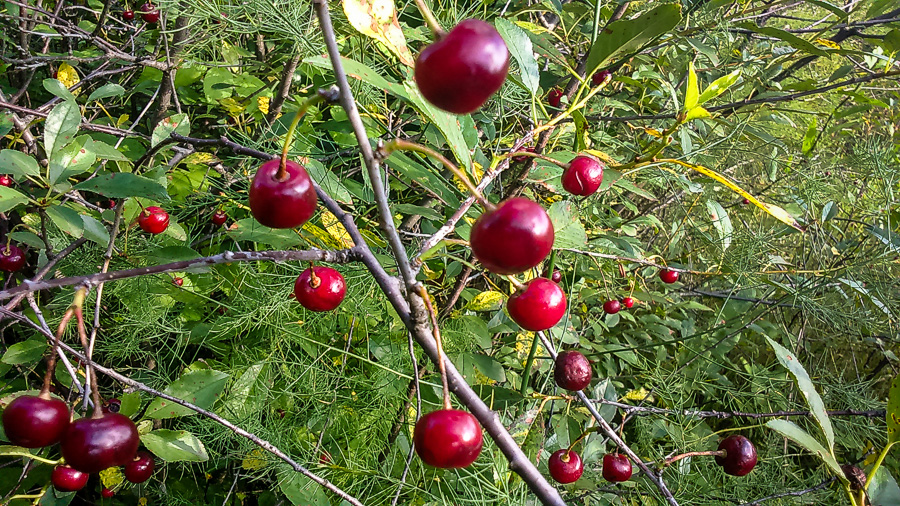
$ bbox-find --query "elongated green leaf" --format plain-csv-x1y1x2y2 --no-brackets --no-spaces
496,18,539,95
1,339,46,365
49,136,96,184
73,172,169,201
220,362,268,418
151,113,190,148
43,79,76,102
144,369,229,419
683,62,699,112
140,429,208,462
766,337,834,451
226,218,304,249
88,83,126,102
81,215,110,245
697,69,742,105
44,100,81,157
0,186,29,213
867,225,900,254
766,419,844,479
740,25,829,57
803,0,848,20
870,467,900,506
45,205,84,238
586,4,682,75
706,200,732,251
0,150,40,177
548,200,587,249
802,118,818,155
404,82,473,171
888,373,900,445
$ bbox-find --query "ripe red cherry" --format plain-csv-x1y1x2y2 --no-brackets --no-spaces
551,269,562,284
414,19,509,114
51,465,89,492
173,276,184,287
621,296,635,309
124,451,155,483
742,198,751,205
659,269,679,284
211,210,227,226
602,453,633,482
140,3,159,23
603,299,621,314
470,198,554,275
249,159,317,229
0,174,12,186
548,449,584,484
2,395,70,448
547,88,563,108
413,409,483,468
0,244,26,272
507,278,566,331
562,156,604,196
122,9,134,20
293,266,346,312
138,206,169,234
554,350,592,391
592,70,612,86
716,435,758,476
101,488,115,498
60,413,140,473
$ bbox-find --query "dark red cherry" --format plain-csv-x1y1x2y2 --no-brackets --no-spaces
293,266,346,312
0,244,26,272
659,269,679,284
140,3,159,23
554,350,592,391
592,70,612,86
211,210,227,226
621,296,635,309
603,299,621,314
413,409,483,468
249,159,317,229
512,147,535,163
470,198,554,275
551,269,562,284
2,394,70,448
122,9,134,20
562,156,604,196
124,451,155,483
101,488,115,498
138,206,169,234
548,449,584,484
547,88,563,108
0,174,12,186
742,198,750,205
414,19,509,114
60,413,140,473
507,278,566,331
101,398,121,414
172,277,184,287
52,465,89,492
716,435,757,476
602,453,633,482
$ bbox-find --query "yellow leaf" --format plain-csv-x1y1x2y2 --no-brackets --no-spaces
582,149,618,165
56,63,80,96
321,211,354,248
342,0,414,66
219,97,246,117
816,38,841,50
301,222,342,249
242,447,267,470
467,290,504,311
685,105,711,121
99,466,124,489
453,162,484,194
257,96,270,115
622,387,654,403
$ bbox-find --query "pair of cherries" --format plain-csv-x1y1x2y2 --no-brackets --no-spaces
548,450,632,484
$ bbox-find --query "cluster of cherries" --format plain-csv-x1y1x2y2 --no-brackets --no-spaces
122,3,159,23
2,394,154,494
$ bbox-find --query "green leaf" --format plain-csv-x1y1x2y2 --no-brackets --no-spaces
740,25,829,57
802,118,818,155
49,136,96,184
697,69,742,105
869,467,900,506
140,429,209,462
821,201,838,222
8,231,44,249
226,218,304,249
685,105,711,121
548,200,587,249
867,225,900,254
89,140,130,162
151,113,190,148
45,205,84,238
305,55,409,98
404,82,473,171
765,419,844,479
73,172,169,201
44,100,81,157
468,353,506,383
683,62,699,112
280,472,329,506
1,339,46,365
883,29,900,54
0,149,41,177
706,200,733,251
118,392,142,418
87,83,126,102
42,79,76,102
143,369,229,419
220,362,268,419
766,337,835,451
0,186,29,213
887,373,900,445
81,214,110,245
585,4,682,75
496,18,539,95
803,0,849,20
203,68,234,102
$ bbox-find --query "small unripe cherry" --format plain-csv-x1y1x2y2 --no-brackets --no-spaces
603,299,621,314
659,269,679,284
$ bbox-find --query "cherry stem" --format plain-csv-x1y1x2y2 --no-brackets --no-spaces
546,250,557,278
418,285,451,410
662,450,724,468
413,0,445,38
566,427,599,454
381,139,494,211
41,288,86,399
278,88,339,180
308,264,321,289
506,275,526,291
506,151,569,170
68,295,102,418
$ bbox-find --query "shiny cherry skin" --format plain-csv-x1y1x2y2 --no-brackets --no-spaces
51,465,89,492
603,299,621,314
621,296,635,309
124,451,155,483
659,269,679,284
592,70,612,86
413,409,483,468
507,278,566,331
562,156,604,196
172,276,184,287
138,206,169,234
551,269,562,284
547,88,563,108
742,198,751,205
61,413,140,473
0,174,12,186
603,453,633,482
101,488,115,498
548,449,584,484
0,244,26,272
470,197,554,275
2,395,70,448
249,159,317,229
554,350,592,391
716,435,758,476
293,266,346,312
414,19,509,114
140,3,159,23
211,210,227,226
122,9,135,20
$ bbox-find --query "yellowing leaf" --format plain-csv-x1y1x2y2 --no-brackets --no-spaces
219,97,246,117
242,447,267,470
321,211,355,248
816,38,841,49
56,63,80,96
257,96,270,115
582,149,618,165
467,290,504,311
685,105,711,121
99,466,124,489
342,0,414,66
453,162,484,194
623,387,654,403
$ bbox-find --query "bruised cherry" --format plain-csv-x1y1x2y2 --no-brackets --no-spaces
0,174,12,186
547,88,563,108
293,266,346,312
603,299,621,314
507,277,566,331
51,465,89,492
602,453,632,482
413,409,483,468
621,296,635,309
124,451,155,483
249,159,317,229
659,269,679,284
2,394,70,448
0,244,26,272
716,435,757,476
211,210,227,226
470,198,554,275
60,413,140,473
562,156,604,196
138,206,169,234
554,350,592,391
414,19,509,114
548,449,584,484
140,2,159,23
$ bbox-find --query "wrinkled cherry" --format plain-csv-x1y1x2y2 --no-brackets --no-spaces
140,3,159,23
621,296,635,309
124,451,155,483
51,465,89,492
512,147,535,163
548,449,584,484
61,413,140,473
547,88,563,108
507,277,566,331
603,299,621,314
138,206,169,234
293,266,346,312
249,159,317,229
602,453,632,482
0,244,26,272
659,269,679,284
2,394,70,448
716,435,757,476
554,350,592,391
413,409,483,468
211,210,227,226
592,70,612,86
562,156,604,196
0,174,12,186
414,19,509,114
470,198,554,275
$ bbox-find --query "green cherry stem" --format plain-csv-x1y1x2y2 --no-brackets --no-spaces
0,452,60,465
413,0,445,38
546,250,557,277
277,88,339,180
566,427,599,454
661,450,724,468
506,151,568,169
42,289,84,399
418,285,451,410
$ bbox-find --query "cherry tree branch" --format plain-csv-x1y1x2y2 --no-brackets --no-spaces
586,398,885,420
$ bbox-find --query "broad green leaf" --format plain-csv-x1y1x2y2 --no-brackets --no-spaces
706,200,733,251
697,69,742,105
45,205,84,238
203,67,234,101
226,218,304,249
81,215,110,245
870,467,900,506
73,172,169,201
280,471,329,506
468,353,506,383
887,373,900,445
8,231,44,249
49,136,96,184
802,118,818,155
151,113,190,148
42,78,76,102
1,339,46,365
89,140,130,162
740,25,829,57
0,149,40,177
404,82,473,170
765,419,844,479
548,200,587,249
341,0,413,66
144,369,229,419
220,362,268,419
585,4,682,75
87,83,126,102
44,100,81,157
766,337,835,451
683,61,699,112
883,29,900,54
140,429,208,462
118,392,142,418
496,18,539,95
0,186,29,213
